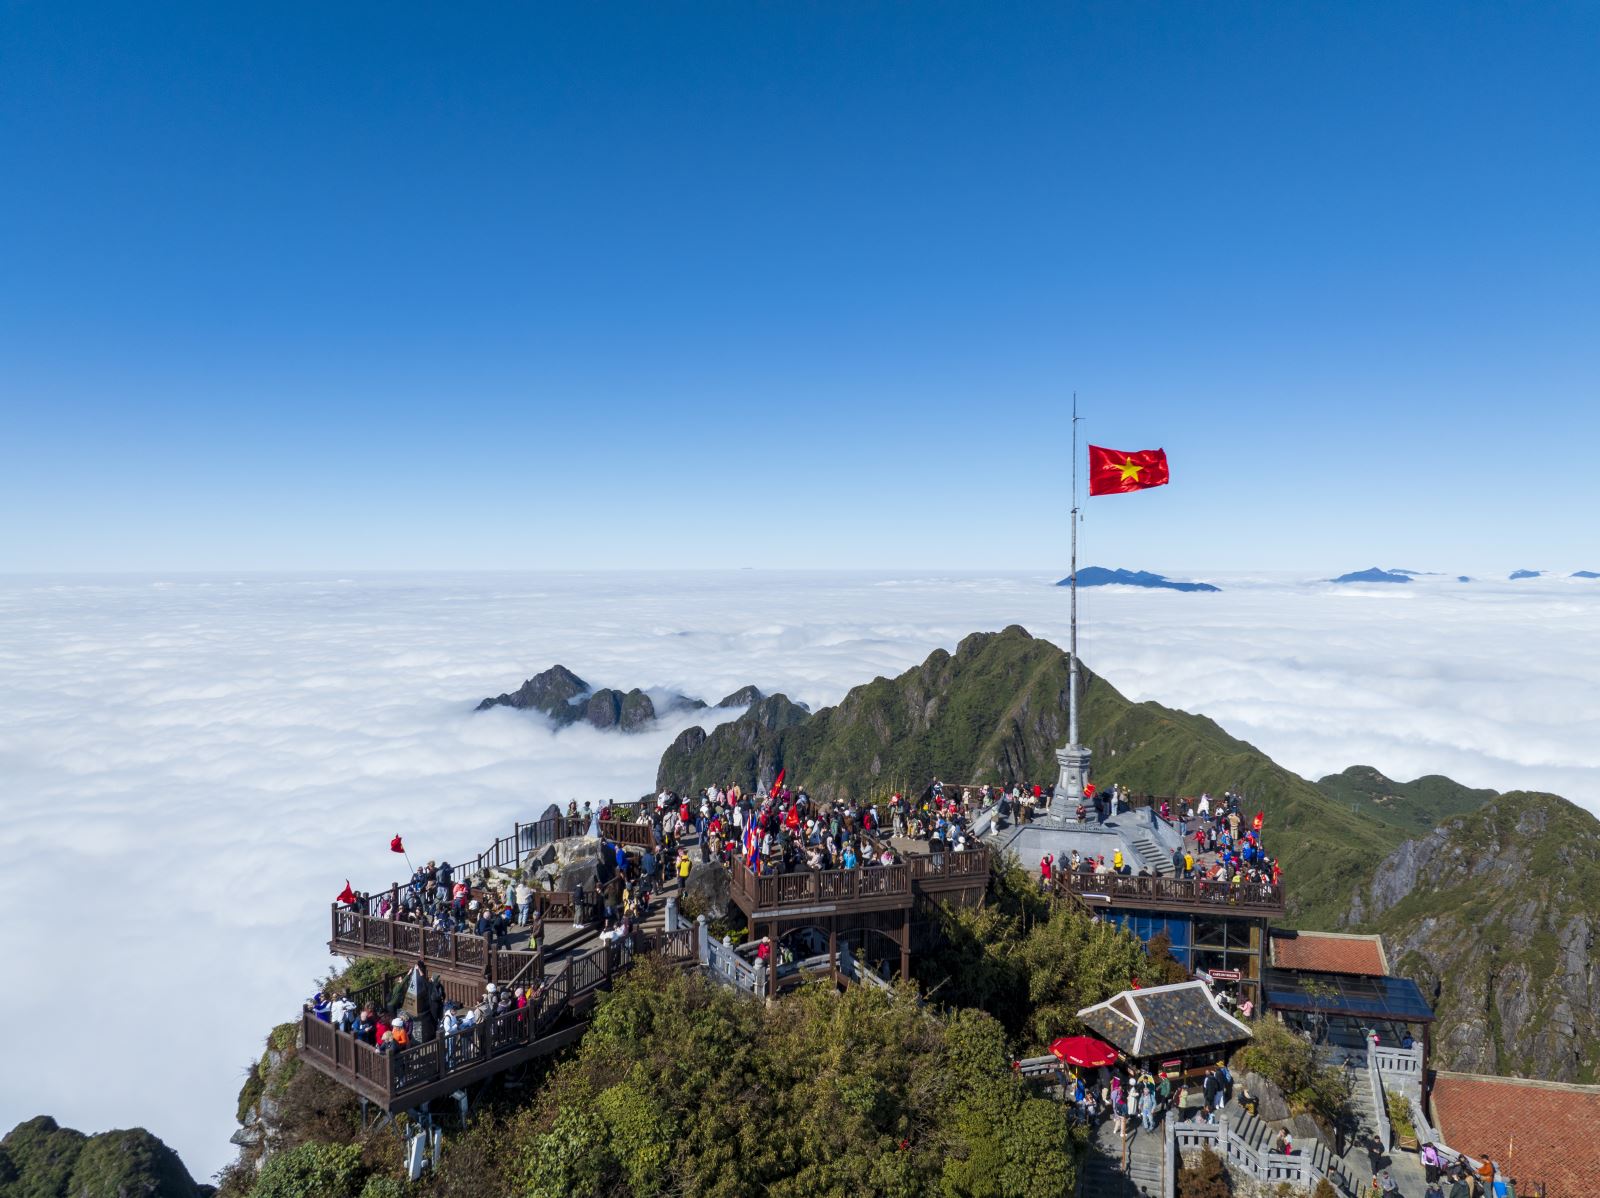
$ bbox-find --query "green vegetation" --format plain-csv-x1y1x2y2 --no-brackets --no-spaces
1385,1090,1415,1143
249,1143,364,1198
1314,765,1494,836
0,1116,203,1198
1230,1017,1351,1129
1360,791,1600,1083
1177,1146,1231,1198
656,625,1403,926
916,857,1184,1047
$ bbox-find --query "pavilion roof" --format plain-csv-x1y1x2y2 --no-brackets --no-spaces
1077,980,1252,1060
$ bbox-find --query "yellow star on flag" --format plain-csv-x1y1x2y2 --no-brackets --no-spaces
1116,458,1144,482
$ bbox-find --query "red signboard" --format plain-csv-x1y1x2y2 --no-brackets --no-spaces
1208,969,1241,982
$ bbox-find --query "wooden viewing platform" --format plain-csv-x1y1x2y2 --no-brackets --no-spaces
727,838,991,994
1053,868,1285,914
300,929,698,1112
330,815,657,983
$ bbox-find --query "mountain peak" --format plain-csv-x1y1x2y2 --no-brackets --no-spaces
1057,567,1220,593
1329,567,1412,584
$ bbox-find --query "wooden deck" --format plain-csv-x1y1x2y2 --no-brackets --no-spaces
727,843,989,919
301,928,698,1112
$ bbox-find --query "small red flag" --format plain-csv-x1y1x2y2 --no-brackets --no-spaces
390,835,405,854
1088,445,1170,496
769,768,786,798
336,881,357,905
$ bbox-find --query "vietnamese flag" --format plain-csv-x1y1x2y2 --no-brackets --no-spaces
390,835,405,854
336,881,357,905
1088,445,1170,496
768,768,786,798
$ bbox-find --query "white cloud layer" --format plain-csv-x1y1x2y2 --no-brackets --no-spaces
1,570,1597,1173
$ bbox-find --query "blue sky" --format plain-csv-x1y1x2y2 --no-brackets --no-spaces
3,2,1597,572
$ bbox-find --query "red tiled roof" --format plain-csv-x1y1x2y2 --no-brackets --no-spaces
1269,929,1388,975
1432,1071,1600,1198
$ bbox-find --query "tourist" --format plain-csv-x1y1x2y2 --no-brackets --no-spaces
1139,1085,1156,1131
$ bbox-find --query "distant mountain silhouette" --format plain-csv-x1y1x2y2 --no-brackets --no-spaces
1329,567,1411,584
1572,570,1599,579
1055,567,1220,593
1509,569,1543,580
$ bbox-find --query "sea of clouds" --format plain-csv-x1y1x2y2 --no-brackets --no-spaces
2,569,1597,1174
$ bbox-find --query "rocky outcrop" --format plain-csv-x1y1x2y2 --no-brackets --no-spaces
476,663,589,718
0,1115,206,1198
680,861,731,920
477,666,768,733
1344,792,1600,1083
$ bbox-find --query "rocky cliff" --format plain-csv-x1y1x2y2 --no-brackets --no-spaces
1343,791,1600,1083
476,665,768,733
0,1117,206,1198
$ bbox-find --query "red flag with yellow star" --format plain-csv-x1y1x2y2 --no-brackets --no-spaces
1087,445,1169,495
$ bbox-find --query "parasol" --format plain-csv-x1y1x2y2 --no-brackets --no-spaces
1049,1035,1119,1067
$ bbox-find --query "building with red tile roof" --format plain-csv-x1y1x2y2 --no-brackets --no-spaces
1431,1071,1600,1198
1268,928,1389,975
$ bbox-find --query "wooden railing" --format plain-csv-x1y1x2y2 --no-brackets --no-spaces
729,858,911,912
303,927,695,1106
332,908,492,972
1054,870,1284,913
907,847,990,882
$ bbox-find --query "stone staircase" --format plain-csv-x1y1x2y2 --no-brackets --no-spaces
1128,829,1173,876
1080,1120,1163,1198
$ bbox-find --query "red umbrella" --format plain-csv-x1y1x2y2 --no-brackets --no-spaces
1049,1035,1119,1067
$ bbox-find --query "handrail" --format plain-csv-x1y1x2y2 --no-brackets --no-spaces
728,857,911,911
1367,1033,1392,1154
1054,869,1284,912
1171,1114,1351,1195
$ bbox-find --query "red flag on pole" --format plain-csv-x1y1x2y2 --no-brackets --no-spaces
1087,445,1170,496
390,835,405,854
336,881,357,905
769,768,786,798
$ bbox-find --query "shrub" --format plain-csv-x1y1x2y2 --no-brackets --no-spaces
249,1141,364,1198
1386,1090,1416,1141
1177,1146,1231,1198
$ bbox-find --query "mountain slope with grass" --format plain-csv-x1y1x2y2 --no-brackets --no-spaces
1315,765,1496,837
657,625,1400,926
657,624,1600,1081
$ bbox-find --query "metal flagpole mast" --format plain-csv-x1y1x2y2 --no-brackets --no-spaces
1055,394,1092,805
1069,393,1080,747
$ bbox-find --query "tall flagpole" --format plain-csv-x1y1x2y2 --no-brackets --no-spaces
1056,395,1092,805
1069,393,1080,747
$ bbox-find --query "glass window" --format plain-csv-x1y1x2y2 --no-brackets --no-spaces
1195,918,1227,948
1226,919,1254,949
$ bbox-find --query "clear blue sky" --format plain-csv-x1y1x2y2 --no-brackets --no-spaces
4,2,1597,573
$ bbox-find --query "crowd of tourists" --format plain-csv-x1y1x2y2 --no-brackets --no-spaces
306,963,555,1063
1062,1060,1240,1133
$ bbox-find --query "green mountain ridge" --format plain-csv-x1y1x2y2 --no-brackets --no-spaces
658,624,1600,1082
1315,764,1496,836
658,625,1401,926
0,1116,206,1198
